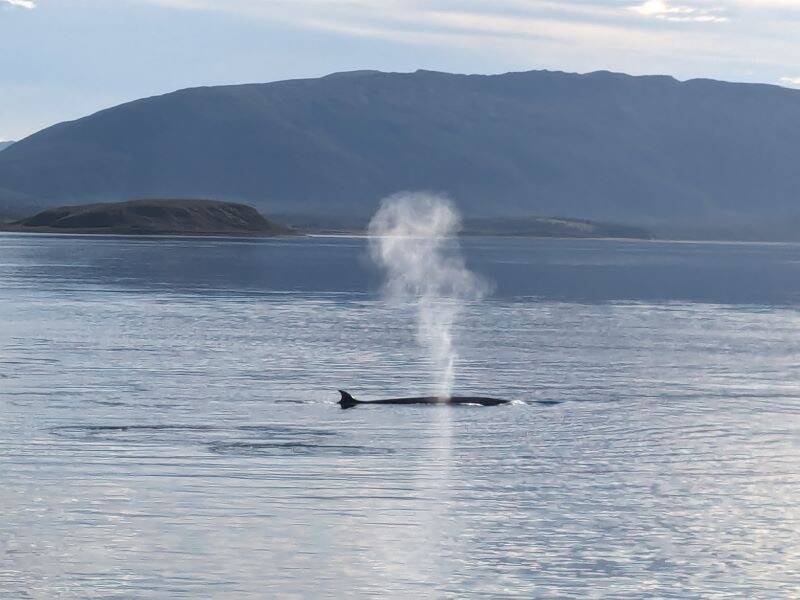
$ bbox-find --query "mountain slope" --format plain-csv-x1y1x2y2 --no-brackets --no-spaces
1,69,800,229
0,141,14,152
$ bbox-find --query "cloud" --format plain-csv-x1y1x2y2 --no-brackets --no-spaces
90,1,800,87
1,0,36,8
628,0,728,22
780,76,800,87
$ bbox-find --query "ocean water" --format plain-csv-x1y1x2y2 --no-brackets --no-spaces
1,233,799,598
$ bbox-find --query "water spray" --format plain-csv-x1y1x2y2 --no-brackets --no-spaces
367,192,489,398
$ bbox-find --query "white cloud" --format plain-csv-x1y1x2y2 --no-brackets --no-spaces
85,1,800,87
1,0,36,8
629,0,728,22
737,0,800,8
779,76,800,87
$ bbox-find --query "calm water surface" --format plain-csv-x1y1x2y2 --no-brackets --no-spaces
1,233,799,598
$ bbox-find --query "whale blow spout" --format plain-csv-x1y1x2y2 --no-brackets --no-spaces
338,390,509,410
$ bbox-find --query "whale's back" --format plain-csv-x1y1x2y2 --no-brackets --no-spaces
338,390,509,409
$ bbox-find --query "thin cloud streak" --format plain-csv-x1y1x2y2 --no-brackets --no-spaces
1,0,36,8
128,0,800,83
135,0,800,35
628,0,729,23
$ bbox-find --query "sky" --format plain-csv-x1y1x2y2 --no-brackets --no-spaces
2,0,800,140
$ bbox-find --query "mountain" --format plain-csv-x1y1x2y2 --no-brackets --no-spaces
1,69,800,236
0,141,14,152
4,199,290,236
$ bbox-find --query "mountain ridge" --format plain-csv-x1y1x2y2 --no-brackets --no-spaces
2,68,800,236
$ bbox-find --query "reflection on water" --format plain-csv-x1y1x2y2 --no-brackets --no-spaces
1,233,800,597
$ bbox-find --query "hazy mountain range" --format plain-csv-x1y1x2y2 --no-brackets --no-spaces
1,69,800,238
0,141,14,152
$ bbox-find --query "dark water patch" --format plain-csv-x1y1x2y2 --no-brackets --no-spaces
237,425,337,437
3,357,61,364
208,441,395,458
51,424,218,440
50,424,340,449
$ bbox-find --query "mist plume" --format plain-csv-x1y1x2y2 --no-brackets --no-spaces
368,192,489,398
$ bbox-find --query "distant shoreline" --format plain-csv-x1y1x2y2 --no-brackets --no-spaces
0,225,298,238
1,198,293,238
7,199,800,243
7,229,800,248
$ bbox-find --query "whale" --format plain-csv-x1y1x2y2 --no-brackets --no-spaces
338,390,510,410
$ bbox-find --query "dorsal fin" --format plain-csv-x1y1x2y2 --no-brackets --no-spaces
338,390,358,409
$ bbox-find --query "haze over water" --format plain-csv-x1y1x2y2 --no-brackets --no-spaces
2,233,799,597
